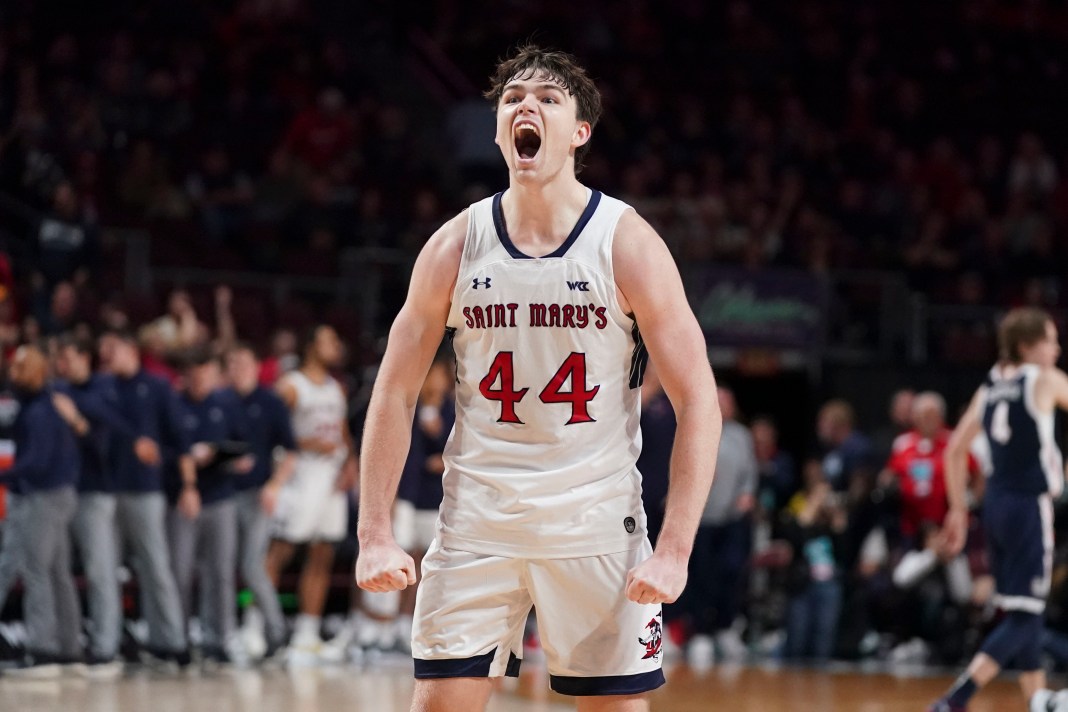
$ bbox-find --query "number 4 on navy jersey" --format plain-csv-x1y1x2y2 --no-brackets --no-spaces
479,352,599,425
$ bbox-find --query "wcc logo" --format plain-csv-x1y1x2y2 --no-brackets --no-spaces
472,277,492,289
567,280,590,292
638,614,663,660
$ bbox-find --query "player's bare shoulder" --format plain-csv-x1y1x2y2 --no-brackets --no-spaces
275,372,299,409
611,206,682,315
1037,365,1068,411
410,209,469,303
425,209,469,270
612,208,662,252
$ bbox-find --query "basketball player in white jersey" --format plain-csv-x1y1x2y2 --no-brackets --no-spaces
357,45,722,712
267,325,357,656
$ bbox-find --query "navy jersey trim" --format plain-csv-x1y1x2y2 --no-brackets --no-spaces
445,326,459,384
413,648,521,679
629,322,648,389
549,669,666,696
492,190,602,259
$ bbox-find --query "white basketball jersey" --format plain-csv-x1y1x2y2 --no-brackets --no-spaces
283,370,348,468
440,189,648,558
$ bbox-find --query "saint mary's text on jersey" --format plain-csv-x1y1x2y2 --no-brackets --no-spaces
462,303,610,330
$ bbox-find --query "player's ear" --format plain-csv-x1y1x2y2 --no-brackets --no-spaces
572,121,591,149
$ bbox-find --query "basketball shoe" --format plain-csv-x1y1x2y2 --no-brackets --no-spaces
926,700,966,712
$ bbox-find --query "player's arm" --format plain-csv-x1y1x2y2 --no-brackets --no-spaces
335,413,359,492
1040,367,1068,482
1046,367,1068,412
356,212,465,592
943,387,985,554
613,209,722,605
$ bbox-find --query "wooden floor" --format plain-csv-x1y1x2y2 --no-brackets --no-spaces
0,659,1033,711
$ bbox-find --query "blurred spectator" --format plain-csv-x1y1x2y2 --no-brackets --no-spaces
1008,133,1058,201
352,187,392,248
878,391,977,546
115,139,189,222
35,182,98,288
782,460,847,662
0,348,21,613
685,386,758,665
53,336,136,674
817,399,875,494
224,343,296,661
185,144,253,245
889,521,972,664
0,345,82,674
34,280,82,336
252,150,304,225
287,175,354,249
259,327,299,386
166,350,248,664
752,415,796,516
99,330,193,664
144,289,210,357
871,388,915,468
281,87,355,174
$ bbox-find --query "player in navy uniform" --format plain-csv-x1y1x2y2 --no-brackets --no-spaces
357,45,721,712
930,308,1068,712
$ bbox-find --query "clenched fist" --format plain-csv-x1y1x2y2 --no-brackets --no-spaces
356,539,417,593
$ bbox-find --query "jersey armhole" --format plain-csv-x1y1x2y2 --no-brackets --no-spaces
446,207,479,329
605,204,637,324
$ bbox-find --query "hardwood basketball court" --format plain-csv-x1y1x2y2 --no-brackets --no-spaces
0,659,1031,711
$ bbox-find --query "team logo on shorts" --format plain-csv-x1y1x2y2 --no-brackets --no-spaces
638,614,662,660
624,517,636,534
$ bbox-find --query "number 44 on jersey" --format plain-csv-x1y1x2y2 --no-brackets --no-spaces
479,352,599,425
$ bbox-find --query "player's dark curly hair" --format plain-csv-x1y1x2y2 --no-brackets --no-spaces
998,307,1051,363
484,43,602,173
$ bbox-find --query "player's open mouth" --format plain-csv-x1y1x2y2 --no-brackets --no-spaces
514,122,541,161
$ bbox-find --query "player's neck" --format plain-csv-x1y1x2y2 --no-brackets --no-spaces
502,178,588,250
301,361,329,383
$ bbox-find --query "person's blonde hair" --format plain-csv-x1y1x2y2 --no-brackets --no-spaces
998,307,1051,363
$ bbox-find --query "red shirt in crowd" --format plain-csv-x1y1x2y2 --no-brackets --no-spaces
886,428,977,538
282,107,354,171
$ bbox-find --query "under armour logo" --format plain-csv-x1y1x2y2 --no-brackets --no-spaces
567,280,590,292
472,277,492,289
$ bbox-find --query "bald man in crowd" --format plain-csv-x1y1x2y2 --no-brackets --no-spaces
0,346,82,676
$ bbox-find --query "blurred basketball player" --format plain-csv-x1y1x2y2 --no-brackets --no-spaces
356,45,721,712
266,325,357,658
930,308,1068,712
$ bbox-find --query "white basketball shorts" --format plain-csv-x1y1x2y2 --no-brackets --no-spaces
393,499,439,553
272,462,348,543
412,538,665,696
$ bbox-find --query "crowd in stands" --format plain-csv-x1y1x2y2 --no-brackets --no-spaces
1,1,1068,359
